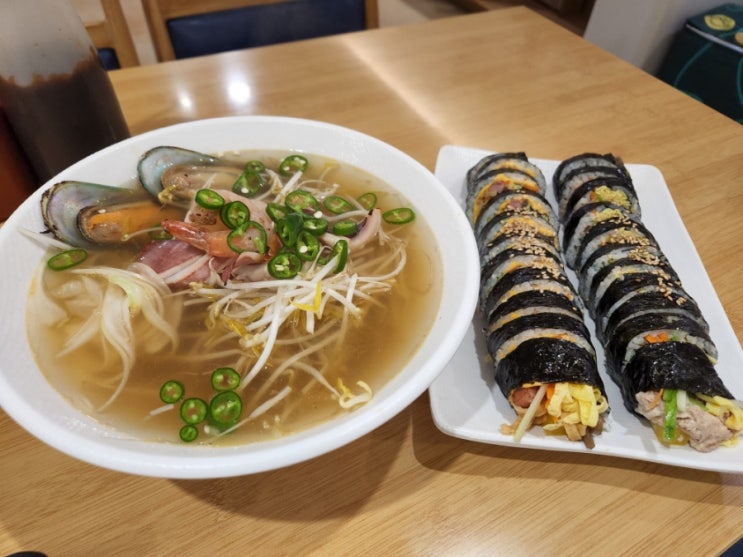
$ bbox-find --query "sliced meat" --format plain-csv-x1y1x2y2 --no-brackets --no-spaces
635,391,733,452
138,239,213,289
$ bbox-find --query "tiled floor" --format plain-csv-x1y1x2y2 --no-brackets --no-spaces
73,0,586,66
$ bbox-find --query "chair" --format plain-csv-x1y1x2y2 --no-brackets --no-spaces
85,0,140,69
141,0,379,62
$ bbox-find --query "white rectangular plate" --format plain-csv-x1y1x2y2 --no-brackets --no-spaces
429,144,743,473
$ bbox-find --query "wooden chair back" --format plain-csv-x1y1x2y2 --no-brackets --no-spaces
85,0,140,68
141,0,379,62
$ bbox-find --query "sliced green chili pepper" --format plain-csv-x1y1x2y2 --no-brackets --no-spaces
194,188,225,209
302,217,329,236
357,192,378,210
47,248,88,271
220,200,251,229
232,169,264,197
180,397,208,425
276,213,304,247
159,380,185,404
267,202,289,223
332,219,358,237
383,207,415,224
179,424,199,442
227,221,267,254
268,251,302,279
210,391,243,429
296,230,321,261
662,389,678,441
285,189,320,215
211,367,241,391
279,154,309,176
331,239,348,273
323,195,355,214
244,160,266,173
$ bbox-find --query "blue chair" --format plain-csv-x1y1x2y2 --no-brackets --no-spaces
85,0,140,69
142,0,379,62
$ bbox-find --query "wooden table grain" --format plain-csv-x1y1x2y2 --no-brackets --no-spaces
2,7,742,556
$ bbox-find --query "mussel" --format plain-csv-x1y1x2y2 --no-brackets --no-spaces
41,180,183,248
42,146,265,248
137,146,244,206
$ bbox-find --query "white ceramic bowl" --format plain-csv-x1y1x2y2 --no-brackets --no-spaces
0,116,479,478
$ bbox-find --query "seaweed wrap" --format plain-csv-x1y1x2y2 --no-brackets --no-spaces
553,154,633,221
474,189,557,239
466,152,546,223
562,176,641,221
554,152,743,452
468,152,609,445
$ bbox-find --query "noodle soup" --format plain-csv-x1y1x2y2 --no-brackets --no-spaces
27,150,442,445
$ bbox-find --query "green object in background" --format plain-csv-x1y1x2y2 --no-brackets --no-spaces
656,3,743,123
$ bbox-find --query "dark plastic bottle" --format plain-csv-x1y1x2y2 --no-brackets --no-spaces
0,0,130,188
0,106,37,220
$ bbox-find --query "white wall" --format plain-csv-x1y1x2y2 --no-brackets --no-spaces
583,0,728,74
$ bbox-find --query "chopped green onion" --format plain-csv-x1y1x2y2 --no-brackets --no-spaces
279,154,309,176
357,192,377,210
296,230,321,261
209,391,243,429
220,200,251,229
332,219,358,237
244,160,266,173
211,367,241,391
179,424,199,442
194,188,225,209
302,217,329,236
266,202,288,223
383,207,415,224
180,397,208,425
227,221,267,254
232,169,264,197
47,248,88,271
159,380,185,404
276,213,304,247
268,251,302,279
323,195,355,214
662,389,678,441
285,189,320,215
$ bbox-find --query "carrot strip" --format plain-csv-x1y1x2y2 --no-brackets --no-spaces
647,389,664,410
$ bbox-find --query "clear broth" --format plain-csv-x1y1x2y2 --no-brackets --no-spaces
27,151,443,445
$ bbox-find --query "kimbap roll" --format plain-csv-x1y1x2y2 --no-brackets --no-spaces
468,153,609,446
554,152,743,451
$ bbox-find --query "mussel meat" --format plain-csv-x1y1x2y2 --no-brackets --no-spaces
137,146,244,206
41,180,183,248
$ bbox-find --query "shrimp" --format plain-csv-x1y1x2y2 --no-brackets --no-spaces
161,220,236,258
162,190,281,260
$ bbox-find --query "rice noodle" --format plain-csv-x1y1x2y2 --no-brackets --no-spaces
247,331,341,406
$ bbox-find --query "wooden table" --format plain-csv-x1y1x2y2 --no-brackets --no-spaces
2,7,742,556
